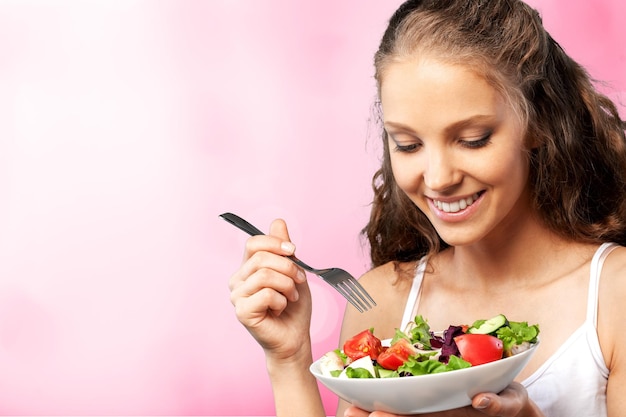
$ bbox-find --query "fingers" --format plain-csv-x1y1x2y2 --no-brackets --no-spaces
241,218,295,261
472,382,532,416
344,406,399,417
231,245,304,285
229,218,307,319
230,252,306,320
343,405,372,417
230,218,305,286
234,285,290,321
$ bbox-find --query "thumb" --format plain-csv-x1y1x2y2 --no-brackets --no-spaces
268,218,295,250
269,218,291,240
472,382,529,416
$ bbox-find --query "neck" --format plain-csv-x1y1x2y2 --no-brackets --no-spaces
446,218,590,290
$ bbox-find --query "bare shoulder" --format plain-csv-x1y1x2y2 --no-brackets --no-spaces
600,245,626,297
598,245,626,413
338,261,417,344
598,245,626,369
359,261,415,291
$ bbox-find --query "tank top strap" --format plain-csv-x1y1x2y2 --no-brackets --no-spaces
587,242,619,325
400,257,427,331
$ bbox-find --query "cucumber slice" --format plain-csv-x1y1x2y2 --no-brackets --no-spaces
377,368,399,378
468,314,508,334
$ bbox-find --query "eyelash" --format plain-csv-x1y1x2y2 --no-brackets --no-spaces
392,133,492,153
462,132,492,149
394,143,420,153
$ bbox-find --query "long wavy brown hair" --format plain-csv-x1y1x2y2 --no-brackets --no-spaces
363,0,626,268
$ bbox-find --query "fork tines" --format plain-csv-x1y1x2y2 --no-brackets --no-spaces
334,278,376,313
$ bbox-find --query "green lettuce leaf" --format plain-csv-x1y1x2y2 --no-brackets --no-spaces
408,315,433,349
344,366,374,378
398,353,470,376
496,321,539,354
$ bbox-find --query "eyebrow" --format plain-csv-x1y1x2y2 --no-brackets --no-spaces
384,114,497,135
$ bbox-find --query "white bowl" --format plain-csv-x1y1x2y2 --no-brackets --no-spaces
310,341,538,414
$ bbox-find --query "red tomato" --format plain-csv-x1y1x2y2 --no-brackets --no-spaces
343,329,383,361
376,338,417,370
454,334,503,366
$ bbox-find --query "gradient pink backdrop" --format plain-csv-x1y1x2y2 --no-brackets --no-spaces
0,0,623,415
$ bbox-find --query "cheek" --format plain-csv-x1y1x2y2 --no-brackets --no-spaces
484,150,529,188
390,156,421,192
489,125,530,184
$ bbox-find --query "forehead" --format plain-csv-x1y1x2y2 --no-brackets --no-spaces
380,58,504,125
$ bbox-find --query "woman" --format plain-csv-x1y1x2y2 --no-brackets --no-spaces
227,0,626,416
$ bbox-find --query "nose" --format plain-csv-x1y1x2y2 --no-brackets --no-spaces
423,146,460,191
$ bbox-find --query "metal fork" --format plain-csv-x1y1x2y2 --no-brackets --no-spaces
219,212,376,312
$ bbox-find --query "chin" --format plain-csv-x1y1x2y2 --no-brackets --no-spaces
435,229,484,248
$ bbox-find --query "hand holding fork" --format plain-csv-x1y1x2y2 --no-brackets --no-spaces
221,212,376,312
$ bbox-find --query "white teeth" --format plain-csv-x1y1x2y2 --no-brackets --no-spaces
434,193,479,213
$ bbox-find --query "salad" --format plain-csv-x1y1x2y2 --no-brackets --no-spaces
319,314,539,379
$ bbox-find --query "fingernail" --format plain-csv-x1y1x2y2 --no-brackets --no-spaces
281,241,296,254
297,269,307,283
475,397,490,409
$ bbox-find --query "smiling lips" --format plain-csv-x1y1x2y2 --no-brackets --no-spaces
432,192,481,213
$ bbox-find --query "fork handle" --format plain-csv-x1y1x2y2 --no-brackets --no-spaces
219,212,315,272
219,212,265,236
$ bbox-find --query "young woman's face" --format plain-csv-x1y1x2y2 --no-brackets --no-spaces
380,58,532,247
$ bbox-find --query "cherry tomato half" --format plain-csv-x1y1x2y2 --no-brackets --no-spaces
454,334,503,366
376,338,417,371
343,329,383,361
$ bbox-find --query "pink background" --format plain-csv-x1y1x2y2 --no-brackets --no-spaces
0,0,623,415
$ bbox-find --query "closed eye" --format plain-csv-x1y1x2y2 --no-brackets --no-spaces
387,131,422,153
461,132,492,149
394,142,421,153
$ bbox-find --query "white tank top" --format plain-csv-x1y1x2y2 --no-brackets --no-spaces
400,242,616,417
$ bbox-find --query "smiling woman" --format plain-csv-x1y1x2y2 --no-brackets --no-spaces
381,59,531,247
226,1,626,417
0,0,624,416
